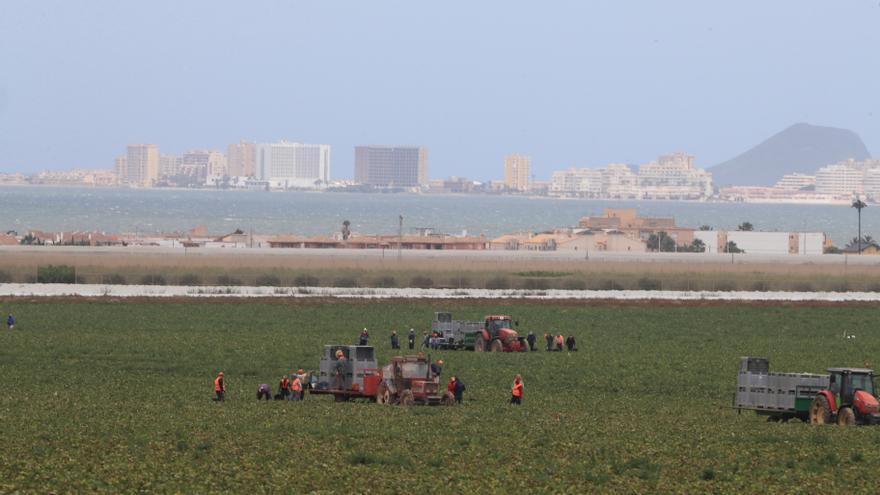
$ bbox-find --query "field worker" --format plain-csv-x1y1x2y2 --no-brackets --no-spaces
295,369,306,400
431,359,443,377
390,330,399,350
454,376,466,404
447,376,457,396
421,332,429,350
290,374,303,401
510,374,523,405
566,335,576,352
555,334,564,352
277,376,290,400
527,331,536,351
545,333,553,351
214,372,226,402
257,383,271,401
334,350,347,389
6,313,14,330
359,328,369,346
408,328,416,350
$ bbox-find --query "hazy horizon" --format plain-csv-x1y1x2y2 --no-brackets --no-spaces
1,1,877,180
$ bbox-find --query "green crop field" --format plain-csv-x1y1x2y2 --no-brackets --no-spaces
2,299,880,493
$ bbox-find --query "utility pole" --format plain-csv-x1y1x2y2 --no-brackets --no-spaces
398,214,403,261
852,198,867,255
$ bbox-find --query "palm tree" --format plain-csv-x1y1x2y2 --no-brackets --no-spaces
852,198,867,254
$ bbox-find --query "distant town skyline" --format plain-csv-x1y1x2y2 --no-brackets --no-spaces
1,1,878,178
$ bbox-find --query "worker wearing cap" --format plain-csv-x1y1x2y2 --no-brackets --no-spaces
510,374,523,405
390,330,399,350
431,359,443,377
334,350,347,389
359,328,369,346
527,331,536,351
214,372,226,401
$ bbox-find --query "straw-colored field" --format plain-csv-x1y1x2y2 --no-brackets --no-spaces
2,247,880,292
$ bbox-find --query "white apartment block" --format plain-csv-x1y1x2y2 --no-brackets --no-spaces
815,162,866,196
550,168,602,197
774,173,816,191
256,141,331,188
548,153,713,199
637,152,713,199
601,164,640,198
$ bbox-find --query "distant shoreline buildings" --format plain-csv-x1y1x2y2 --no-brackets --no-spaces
4,141,879,206
548,152,712,200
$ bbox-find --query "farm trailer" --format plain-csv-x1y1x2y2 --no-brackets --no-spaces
734,356,880,425
431,312,528,352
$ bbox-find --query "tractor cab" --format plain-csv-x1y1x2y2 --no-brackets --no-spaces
484,315,515,339
381,355,440,401
811,367,880,425
828,367,876,406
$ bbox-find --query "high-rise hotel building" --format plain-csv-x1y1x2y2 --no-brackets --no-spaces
256,141,331,187
354,146,428,187
504,154,531,191
123,144,159,187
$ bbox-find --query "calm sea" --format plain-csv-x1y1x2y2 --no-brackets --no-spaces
0,185,870,245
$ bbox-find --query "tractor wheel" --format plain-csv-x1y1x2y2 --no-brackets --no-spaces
837,407,856,426
376,383,392,405
400,389,415,406
490,339,503,353
518,340,528,352
810,395,832,425
475,335,486,352
442,391,456,406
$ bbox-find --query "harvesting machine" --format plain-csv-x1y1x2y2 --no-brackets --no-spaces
734,356,880,425
311,345,454,406
431,312,528,352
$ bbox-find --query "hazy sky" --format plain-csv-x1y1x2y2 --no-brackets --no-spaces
1,1,877,180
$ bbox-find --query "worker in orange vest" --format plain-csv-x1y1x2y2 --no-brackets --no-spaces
278,376,290,400
510,374,523,405
290,374,303,401
214,371,226,401
554,334,564,352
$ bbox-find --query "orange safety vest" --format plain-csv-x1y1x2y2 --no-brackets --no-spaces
291,377,302,392
214,376,224,392
512,381,523,397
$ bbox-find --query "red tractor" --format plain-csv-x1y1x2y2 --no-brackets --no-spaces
375,355,455,406
810,367,880,426
473,315,528,353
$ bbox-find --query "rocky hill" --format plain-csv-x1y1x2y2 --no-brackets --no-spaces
710,123,871,186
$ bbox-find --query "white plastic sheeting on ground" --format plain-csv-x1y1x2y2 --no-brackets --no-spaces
1,283,879,301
